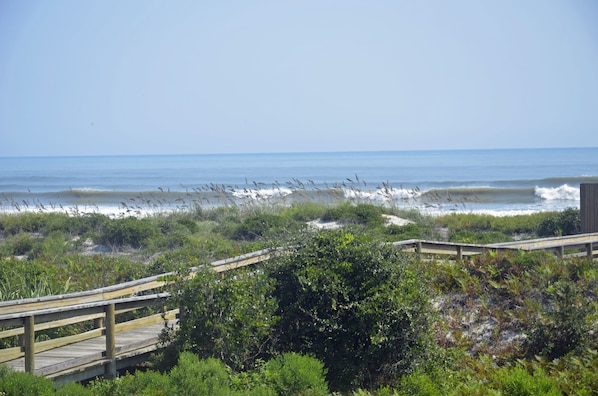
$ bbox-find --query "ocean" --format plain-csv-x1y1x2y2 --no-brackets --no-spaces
1,148,597,217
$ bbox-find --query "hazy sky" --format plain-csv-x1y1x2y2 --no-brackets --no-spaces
1,0,597,156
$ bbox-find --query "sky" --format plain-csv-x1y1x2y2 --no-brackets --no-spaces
1,0,597,157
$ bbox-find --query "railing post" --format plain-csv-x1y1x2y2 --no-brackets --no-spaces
587,243,594,259
105,303,116,379
94,317,104,329
456,245,463,261
24,315,35,374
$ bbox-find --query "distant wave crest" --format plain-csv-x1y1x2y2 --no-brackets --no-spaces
534,184,579,201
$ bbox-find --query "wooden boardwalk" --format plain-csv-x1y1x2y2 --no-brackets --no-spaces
2,321,173,386
1,235,597,385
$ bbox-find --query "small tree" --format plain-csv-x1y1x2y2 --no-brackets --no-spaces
268,229,435,391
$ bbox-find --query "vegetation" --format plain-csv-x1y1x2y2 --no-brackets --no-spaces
1,204,597,395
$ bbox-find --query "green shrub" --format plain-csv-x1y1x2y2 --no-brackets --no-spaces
31,231,70,260
321,203,384,227
269,229,435,392
0,367,55,396
384,223,423,240
227,213,302,241
261,353,328,396
495,366,561,396
2,232,37,256
169,353,231,395
537,208,580,237
397,369,443,396
172,267,278,371
98,369,171,396
280,203,327,222
526,280,591,359
449,230,512,244
98,217,157,248
55,381,94,396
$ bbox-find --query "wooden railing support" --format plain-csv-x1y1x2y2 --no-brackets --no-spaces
105,304,116,379
587,243,594,259
24,315,35,374
94,317,104,329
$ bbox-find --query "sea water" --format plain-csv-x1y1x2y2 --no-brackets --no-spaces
1,148,597,216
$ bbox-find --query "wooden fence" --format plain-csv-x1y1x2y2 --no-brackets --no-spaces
0,249,271,383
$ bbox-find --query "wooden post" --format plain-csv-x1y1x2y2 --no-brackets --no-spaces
94,317,104,329
456,245,463,261
587,243,594,259
24,315,35,374
581,184,598,233
105,303,116,379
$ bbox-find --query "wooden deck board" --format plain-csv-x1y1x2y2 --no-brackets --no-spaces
2,321,172,375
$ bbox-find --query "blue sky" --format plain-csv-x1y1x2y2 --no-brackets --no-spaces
1,0,597,156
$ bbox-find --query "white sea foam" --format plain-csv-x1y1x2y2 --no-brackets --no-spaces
231,187,293,200
344,187,423,202
534,184,579,201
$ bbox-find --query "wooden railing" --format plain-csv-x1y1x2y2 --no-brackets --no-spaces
393,232,598,260
0,249,272,382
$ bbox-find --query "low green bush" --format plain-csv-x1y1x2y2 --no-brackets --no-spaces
384,223,423,240
261,353,328,396
537,208,580,237
321,203,385,227
494,366,561,396
525,280,592,359
0,367,55,396
169,353,232,395
98,216,157,248
449,229,512,244
1,232,37,256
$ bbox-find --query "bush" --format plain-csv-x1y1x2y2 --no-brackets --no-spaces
227,213,303,241
321,203,384,227
269,229,435,392
1,232,37,256
98,217,157,248
169,353,231,395
525,280,591,359
384,223,423,240
171,267,278,372
537,208,580,237
261,353,328,396
494,366,561,396
449,230,512,244
0,367,55,396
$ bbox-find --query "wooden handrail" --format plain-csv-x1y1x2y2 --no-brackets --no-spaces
0,248,272,316
0,248,273,377
393,233,598,259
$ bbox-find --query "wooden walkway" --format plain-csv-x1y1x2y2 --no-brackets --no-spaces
0,249,271,385
2,321,173,386
1,234,597,385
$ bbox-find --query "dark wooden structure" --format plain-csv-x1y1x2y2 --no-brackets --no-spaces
581,183,598,233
